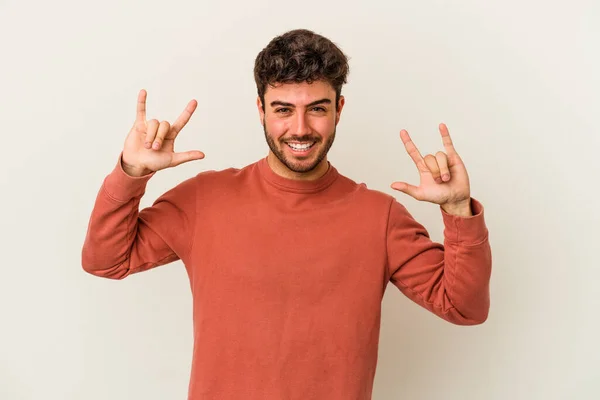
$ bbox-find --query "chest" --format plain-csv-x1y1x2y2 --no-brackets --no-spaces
192,200,388,301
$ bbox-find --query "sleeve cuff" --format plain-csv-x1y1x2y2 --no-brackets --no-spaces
440,197,488,244
102,153,156,202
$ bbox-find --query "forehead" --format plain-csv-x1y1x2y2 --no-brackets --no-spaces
264,80,335,105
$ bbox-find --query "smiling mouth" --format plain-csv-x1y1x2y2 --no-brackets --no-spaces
285,141,316,151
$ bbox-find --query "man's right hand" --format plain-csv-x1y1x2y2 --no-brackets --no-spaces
121,89,205,177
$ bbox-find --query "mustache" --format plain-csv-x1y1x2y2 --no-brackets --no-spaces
262,124,319,143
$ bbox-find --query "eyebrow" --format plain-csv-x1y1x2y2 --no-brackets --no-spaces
269,98,332,108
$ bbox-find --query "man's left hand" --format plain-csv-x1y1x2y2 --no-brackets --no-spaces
391,123,472,216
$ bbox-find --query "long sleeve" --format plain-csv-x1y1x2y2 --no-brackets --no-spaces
386,197,492,325
81,155,197,279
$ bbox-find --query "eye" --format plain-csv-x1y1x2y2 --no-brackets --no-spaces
275,108,290,113
312,107,326,112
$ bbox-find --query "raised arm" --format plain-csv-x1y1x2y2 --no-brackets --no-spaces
387,123,492,324
81,89,204,279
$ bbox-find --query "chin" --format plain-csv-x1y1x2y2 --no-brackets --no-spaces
264,124,336,175
283,158,322,173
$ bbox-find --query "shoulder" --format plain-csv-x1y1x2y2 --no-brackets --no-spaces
340,176,419,232
184,161,257,197
334,170,400,213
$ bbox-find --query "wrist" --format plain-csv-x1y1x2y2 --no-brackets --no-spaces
441,198,472,217
120,158,153,177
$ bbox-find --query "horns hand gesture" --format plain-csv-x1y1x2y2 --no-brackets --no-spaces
391,123,471,211
121,89,205,176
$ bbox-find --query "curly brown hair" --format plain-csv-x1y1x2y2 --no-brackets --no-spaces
253,29,350,111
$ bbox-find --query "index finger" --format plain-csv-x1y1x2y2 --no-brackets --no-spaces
400,129,428,172
170,99,198,136
136,89,147,122
439,123,457,155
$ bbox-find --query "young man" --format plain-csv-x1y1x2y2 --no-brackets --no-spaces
82,29,491,400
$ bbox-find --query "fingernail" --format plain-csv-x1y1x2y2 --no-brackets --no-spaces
153,142,159,149
144,142,151,149
442,174,450,181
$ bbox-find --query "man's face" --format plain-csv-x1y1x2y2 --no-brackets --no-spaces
257,80,345,179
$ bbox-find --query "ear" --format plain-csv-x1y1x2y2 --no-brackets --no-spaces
256,96,265,125
335,95,345,125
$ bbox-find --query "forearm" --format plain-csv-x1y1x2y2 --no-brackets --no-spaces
440,236,491,324
81,157,174,279
81,187,144,279
438,197,491,323
390,239,491,325
388,197,492,325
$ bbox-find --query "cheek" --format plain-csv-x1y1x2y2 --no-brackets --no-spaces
314,118,335,134
265,120,288,138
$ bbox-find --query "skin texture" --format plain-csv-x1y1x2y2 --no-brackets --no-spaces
121,89,204,177
392,124,473,217
123,84,472,216
256,80,345,181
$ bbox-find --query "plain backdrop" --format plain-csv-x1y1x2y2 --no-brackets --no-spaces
1,0,598,399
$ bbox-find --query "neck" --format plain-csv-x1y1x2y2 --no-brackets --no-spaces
266,152,329,181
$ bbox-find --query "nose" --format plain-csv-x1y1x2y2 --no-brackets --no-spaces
293,111,311,137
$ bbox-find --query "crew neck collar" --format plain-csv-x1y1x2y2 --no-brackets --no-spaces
257,156,339,194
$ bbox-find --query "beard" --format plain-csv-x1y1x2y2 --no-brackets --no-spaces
263,121,336,174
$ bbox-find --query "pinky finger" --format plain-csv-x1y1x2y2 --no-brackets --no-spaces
170,151,205,167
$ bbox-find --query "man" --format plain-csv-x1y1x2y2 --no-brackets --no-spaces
82,28,491,400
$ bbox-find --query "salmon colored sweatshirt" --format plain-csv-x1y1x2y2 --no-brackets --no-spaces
82,155,492,400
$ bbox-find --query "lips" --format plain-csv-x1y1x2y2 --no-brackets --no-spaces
287,141,315,150
284,140,315,155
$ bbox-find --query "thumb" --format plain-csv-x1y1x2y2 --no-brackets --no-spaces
170,151,205,167
391,181,420,199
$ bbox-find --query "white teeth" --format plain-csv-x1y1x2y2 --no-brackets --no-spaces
287,142,314,151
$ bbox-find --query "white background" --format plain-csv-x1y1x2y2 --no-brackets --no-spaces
1,0,598,399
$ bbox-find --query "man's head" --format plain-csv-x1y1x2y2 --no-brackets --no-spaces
254,29,349,180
